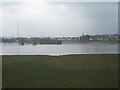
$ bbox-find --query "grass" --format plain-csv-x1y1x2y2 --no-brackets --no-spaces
2,54,118,88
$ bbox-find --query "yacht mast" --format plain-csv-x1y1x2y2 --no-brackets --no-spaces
17,22,19,55
17,22,19,38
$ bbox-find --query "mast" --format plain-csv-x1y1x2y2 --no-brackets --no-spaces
17,22,19,38
17,22,19,55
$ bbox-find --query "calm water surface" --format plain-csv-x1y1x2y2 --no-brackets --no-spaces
0,43,119,56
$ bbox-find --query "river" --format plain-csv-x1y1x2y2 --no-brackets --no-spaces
0,43,119,56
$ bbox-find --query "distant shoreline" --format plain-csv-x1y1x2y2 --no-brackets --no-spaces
0,41,119,44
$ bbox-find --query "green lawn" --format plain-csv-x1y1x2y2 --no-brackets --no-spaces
2,54,118,88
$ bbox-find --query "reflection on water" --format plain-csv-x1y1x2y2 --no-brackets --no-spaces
1,43,119,56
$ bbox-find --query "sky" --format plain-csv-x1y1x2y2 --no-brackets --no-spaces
0,0,118,37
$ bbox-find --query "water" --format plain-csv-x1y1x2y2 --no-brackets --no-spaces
0,43,119,56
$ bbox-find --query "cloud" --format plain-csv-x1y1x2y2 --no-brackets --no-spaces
1,2,118,37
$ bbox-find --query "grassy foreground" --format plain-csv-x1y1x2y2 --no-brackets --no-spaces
2,54,118,88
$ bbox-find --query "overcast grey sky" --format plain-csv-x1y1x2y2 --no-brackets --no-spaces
0,1,118,37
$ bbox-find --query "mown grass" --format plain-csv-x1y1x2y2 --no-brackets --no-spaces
2,54,118,88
